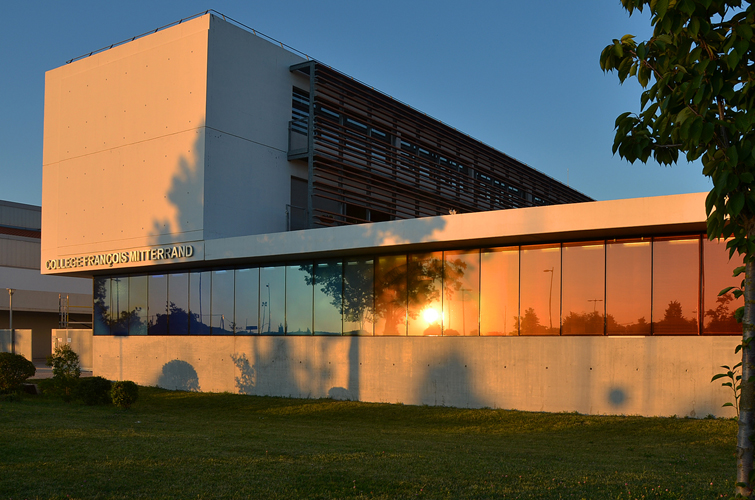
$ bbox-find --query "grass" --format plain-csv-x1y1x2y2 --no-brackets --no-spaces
0,386,738,499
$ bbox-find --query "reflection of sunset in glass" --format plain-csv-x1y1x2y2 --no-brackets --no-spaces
423,307,440,324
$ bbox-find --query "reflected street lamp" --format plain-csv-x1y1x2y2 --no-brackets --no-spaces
543,268,554,331
7,289,14,354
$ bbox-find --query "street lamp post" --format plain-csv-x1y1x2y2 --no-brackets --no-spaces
543,268,554,331
7,288,14,354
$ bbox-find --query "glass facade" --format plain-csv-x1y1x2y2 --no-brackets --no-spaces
92,234,743,337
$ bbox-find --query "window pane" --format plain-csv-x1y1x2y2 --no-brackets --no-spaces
606,240,651,334
286,264,313,335
444,249,480,336
235,268,259,335
128,275,148,336
189,271,211,335
212,270,235,335
653,237,700,334
93,277,111,336
343,257,374,335
168,273,189,335
148,275,168,335
111,277,129,335
480,247,519,336
407,252,443,336
520,244,560,335
562,242,605,335
703,238,743,334
314,260,343,335
375,255,407,335
260,266,285,335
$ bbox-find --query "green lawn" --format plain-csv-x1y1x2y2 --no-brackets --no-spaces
0,387,737,499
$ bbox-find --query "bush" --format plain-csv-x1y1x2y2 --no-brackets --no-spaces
76,376,112,405
0,352,36,393
110,381,139,409
46,344,81,400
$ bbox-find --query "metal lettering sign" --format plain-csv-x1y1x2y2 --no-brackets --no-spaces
45,245,195,270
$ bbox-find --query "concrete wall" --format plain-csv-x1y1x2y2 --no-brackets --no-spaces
52,329,93,371
202,15,308,239
0,329,34,360
42,15,211,265
92,334,740,418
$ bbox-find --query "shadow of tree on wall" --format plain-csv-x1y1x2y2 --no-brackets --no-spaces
417,351,486,408
158,359,200,391
231,353,255,395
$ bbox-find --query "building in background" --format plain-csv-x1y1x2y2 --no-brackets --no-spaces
0,200,91,361
40,12,741,417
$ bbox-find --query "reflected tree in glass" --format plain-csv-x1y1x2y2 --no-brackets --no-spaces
313,260,343,335
653,237,699,335
704,238,744,334
93,277,111,336
128,275,148,335
148,275,168,335
407,252,444,336
343,258,374,335
443,250,479,336
168,273,189,335
375,255,407,335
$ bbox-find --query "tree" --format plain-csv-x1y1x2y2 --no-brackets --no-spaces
600,1,755,495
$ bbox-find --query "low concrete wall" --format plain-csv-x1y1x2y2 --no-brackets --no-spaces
0,329,33,360
52,329,93,370
92,335,741,417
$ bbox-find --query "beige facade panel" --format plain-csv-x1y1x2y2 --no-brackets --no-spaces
43,15,210,269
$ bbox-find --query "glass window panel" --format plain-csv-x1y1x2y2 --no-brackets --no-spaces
703,238,743,334
444,250,480,336
111,277,129,336
212,270,235,335
606,239,651,334
235,268,259,335
314,260,343,335
375,255,407,335
286,264,313,335
480,247,519,336
93,277,111,336
407,252,443,336
343,258,374,335
653,237,700,335
260,266,286,335
520,244,561,335
148,275,168,335
189,271,211,335
168,273,189,335
128,275,148,336
562,242,605,335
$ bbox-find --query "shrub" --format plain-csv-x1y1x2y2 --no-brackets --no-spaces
110,381,139,409
46,344,81,400
76,376,112,405
0,352,36,393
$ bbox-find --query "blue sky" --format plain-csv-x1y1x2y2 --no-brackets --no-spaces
0,1,712,207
